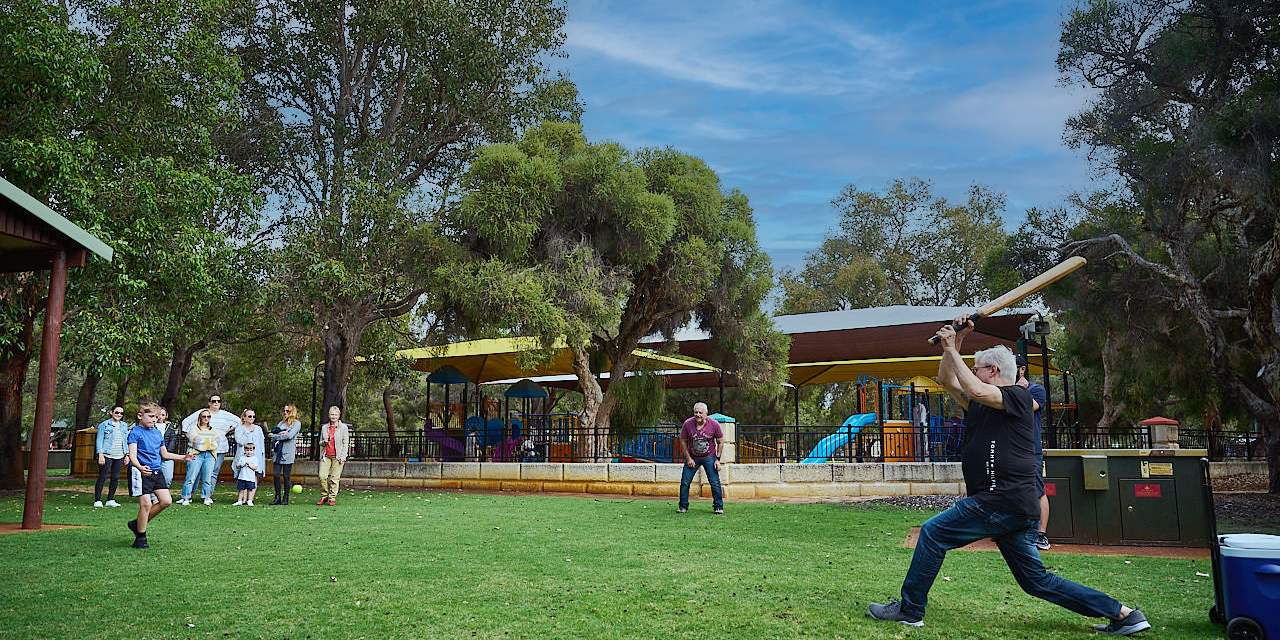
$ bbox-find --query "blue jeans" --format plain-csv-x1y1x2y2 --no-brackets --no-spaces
181,452,216,500
161,460,174,487
678,457,723,510
210,452,226,494
900,497,1122,621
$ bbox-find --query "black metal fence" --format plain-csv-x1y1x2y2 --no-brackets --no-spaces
298,421,684,463
294,423,1264,463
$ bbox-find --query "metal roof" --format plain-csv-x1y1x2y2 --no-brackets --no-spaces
0,175,113,262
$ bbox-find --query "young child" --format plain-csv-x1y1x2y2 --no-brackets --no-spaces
127,402,195,549
232,441,261,506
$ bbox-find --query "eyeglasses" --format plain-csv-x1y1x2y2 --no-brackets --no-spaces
971,364,996,374
210,399,222,403
111,410,123,415
245,415,256,419
200,414,211,419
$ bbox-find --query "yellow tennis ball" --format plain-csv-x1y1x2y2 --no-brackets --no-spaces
291,484,302,494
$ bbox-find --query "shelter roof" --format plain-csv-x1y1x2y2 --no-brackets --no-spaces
0,176,112,272
642,306,1047,365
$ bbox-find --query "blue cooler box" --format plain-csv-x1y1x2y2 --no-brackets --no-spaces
1220,534,1280,639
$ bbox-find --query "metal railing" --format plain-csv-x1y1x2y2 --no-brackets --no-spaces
1178,430,1265,461
298,421,684,463
288,424,1265,464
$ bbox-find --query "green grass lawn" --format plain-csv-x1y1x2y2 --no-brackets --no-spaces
0,486,1221,640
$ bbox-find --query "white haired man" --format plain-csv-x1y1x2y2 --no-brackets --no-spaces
868,317,1149,635
676,402,724,514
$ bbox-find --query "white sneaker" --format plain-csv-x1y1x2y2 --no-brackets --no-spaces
93,500,104,508
203,498,214,505
105,500,121,507
246,501,254,507
232,500,244,506
178,498,191,505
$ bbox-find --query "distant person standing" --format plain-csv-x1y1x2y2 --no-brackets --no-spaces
93,406,129,508
1016,354,1051,550
676,402,724,515
316,406,349,506
179,410,219,505
269,404,302,505
182,394,238,498
157,407,179,488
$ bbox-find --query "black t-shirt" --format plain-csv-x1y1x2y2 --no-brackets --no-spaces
960,385,1040,519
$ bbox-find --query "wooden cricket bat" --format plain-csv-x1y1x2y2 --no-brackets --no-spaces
927,256,1087,344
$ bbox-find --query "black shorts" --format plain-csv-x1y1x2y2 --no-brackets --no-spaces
129,467,169,498
236,479,257,491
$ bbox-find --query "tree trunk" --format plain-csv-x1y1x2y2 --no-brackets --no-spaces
0,313,36,490
113,373,131,408
570,346,604,460
320,325,360,417
75,369,102,429
1096,327,1126,431
161,340,206,413
383,384,397,446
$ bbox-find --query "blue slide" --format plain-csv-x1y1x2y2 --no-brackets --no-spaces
801,413,877,463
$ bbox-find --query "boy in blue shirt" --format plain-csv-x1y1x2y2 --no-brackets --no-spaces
126,402,194,549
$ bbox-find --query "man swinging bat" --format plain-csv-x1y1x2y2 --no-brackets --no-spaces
866,316,1150,635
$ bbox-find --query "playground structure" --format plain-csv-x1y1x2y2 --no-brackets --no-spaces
315,306,1076,464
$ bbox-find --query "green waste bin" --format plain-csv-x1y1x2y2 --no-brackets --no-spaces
1043,448,1210,547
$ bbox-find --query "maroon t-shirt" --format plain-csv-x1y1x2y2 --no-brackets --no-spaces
680,417,723,460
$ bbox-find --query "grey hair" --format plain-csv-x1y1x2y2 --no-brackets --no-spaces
693,402,708,412
973,345,1016,385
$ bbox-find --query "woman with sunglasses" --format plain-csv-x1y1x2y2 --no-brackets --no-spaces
179,411,219,505
269,404,302,505
232,409,265,505
93,406,129,507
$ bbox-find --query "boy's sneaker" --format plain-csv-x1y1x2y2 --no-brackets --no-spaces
1093,609,1150,636
93,500,104,508
867,600,924,627
126,519,138,536
131,536,149,549
1035,532,1052,550
105,499,121,507
203,498,214,506
713,507,725,514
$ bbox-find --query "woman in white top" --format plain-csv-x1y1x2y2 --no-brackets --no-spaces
234,408,266,489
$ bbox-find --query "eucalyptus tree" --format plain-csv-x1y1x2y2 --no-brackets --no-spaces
245,0,580,412
446,122,787,438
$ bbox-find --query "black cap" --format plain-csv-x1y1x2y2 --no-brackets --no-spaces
1015,354,1028,367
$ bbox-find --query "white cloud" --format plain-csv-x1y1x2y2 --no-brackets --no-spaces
565,4,917,97
935,72,1094,148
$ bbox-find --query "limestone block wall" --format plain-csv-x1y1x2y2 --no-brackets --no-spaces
287,461,969,499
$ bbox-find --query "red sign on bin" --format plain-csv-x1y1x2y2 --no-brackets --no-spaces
1133,483,1162,499
1043,482,1057,497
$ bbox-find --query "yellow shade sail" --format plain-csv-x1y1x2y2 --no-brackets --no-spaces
396,338,716,383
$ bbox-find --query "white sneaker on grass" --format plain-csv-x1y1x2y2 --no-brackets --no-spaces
93,500,104,508
178,498,191,505
203,498,214,506
232,500,244,506
105,500,121,507
246,501,254,507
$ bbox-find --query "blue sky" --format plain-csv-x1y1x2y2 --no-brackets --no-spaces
555,0,1100,272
